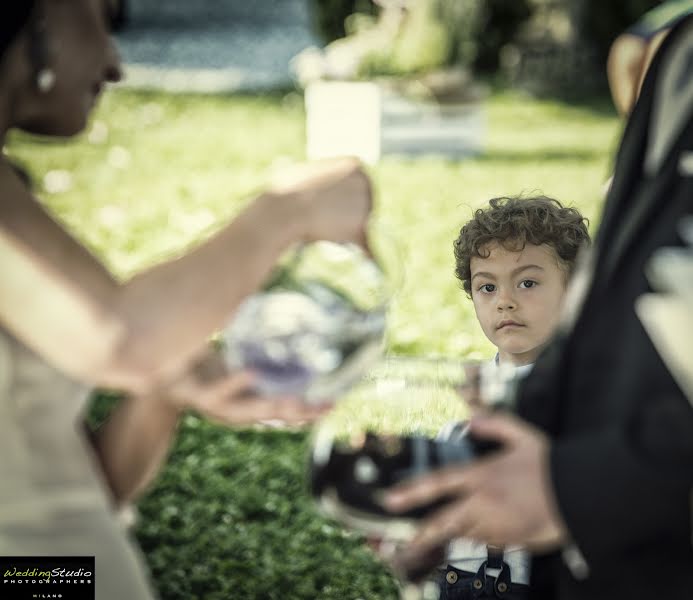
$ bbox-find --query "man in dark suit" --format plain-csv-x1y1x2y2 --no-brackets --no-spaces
383,14,693,600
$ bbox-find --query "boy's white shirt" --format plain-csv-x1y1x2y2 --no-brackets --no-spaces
440,357,532,584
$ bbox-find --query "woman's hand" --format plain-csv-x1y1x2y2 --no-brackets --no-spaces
269,157,373,253
91,347,328,505
161,349,331,427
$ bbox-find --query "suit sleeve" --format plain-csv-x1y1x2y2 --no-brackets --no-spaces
549,391,693,573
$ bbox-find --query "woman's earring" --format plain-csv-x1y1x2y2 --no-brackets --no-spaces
36,67,55,93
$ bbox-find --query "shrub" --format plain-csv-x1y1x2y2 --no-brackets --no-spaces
474,0,533,72
311,0,377,43
311,0,534,76
356,0,466,77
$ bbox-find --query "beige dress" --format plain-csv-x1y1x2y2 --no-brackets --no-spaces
0,326,157,599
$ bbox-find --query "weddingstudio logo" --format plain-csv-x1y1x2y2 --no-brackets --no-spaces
0,557,95,600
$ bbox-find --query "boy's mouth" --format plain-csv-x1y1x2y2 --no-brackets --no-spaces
497,320,523,330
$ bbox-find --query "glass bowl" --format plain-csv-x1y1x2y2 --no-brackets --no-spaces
220,237,399,402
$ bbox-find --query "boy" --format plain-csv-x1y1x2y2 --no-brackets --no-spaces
454,195,590,368
437,195,590,599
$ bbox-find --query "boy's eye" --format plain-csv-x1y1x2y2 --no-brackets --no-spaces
479,283,496,293
519,280,537,289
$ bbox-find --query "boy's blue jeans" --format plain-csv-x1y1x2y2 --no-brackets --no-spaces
435,559,529,600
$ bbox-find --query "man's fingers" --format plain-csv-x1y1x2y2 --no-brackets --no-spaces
383,465,470,512
411,500,476,550
468,413,531,446
388,499,484,582
390,541,448,583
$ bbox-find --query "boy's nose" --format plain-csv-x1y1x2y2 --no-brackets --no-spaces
496,293,516,311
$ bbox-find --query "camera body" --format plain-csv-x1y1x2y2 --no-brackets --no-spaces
309,358,521,538
310,428,500,538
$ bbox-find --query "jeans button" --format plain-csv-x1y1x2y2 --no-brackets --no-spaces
497,582,509,593
473,578,483,590
445,571,458,584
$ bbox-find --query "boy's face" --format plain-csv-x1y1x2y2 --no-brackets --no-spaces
470,242,568,366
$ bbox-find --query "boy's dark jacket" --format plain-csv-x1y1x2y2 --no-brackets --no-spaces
517,15,693,600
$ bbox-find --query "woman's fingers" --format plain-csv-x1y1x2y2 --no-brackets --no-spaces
205,370,257,397
164,355,335,426
200,387,330,426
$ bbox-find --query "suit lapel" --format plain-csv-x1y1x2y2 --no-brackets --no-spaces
597,20,693,285
645,21,693,176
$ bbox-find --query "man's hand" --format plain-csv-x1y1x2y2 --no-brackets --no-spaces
383,414,569,554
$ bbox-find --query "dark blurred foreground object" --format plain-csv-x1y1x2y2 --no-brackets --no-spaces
515,13,693,599
607,0,693,115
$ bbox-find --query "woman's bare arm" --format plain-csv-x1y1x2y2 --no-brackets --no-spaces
90,390,181,505
0,157,371,393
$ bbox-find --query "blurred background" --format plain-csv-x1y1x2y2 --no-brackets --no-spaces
5,0,662,597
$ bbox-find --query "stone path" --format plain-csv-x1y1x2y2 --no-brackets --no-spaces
114,0,322,92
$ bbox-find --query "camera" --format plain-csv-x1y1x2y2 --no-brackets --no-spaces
308,357,521,540
309,427,501,539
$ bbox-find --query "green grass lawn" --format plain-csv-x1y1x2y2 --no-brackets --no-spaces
7,87,620,599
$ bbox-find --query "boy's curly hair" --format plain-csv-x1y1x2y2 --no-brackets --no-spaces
453,196,590,295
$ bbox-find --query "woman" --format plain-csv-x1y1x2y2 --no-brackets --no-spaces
0,1,372,598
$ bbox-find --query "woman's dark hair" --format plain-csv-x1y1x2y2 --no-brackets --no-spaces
1,4,37,188
453,195,590,295
1,3,36,59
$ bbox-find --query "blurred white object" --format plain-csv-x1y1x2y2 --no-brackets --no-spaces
679,215,693,244
305,81,485,164
636,294,693,405
305,81,382,165
636,225,693,406
645,247,693,297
